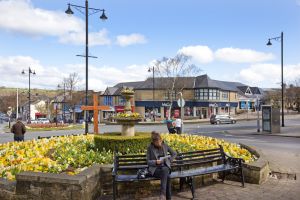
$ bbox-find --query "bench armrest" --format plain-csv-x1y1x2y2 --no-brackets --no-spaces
224,152,245,166
112,167,117,177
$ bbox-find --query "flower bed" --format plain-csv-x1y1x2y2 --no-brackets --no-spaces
26,123,69,129
0,134,256,180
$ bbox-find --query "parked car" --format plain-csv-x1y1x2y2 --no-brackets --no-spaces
210,114,236,124
37,118,50,124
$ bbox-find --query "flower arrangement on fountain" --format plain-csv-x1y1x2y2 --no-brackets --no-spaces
115,112,143,121
121,88,134,95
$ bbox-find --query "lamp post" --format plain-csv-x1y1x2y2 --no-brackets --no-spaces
148,66,155,121
267,32,284,127
65,1,107,134
58,83,66,122
21,67,36,123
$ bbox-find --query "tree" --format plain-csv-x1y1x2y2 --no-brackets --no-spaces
154,54,201,118
58,73,82,123
285,79,300,112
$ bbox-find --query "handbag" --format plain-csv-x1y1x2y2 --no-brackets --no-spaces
137,168,151,179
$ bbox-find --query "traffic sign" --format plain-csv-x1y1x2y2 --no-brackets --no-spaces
177,98,185,107
7,110,12,117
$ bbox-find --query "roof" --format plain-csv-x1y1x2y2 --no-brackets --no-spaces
105,74,261,95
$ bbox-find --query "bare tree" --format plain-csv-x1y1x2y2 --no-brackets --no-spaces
154,54,201,118
58,73,82,123
286,79,300,112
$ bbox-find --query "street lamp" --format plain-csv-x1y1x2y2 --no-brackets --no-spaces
58,83,66,123
65,1,107,134
21,67,36,123
266,32,284,127
148,66,155,121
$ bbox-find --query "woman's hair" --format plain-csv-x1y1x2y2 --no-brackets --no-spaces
151,131,162,142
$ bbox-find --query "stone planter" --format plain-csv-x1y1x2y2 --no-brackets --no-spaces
115,118,141,136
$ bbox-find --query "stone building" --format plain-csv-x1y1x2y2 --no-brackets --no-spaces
100,74,262,121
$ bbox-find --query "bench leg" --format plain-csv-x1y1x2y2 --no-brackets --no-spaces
240,167,245,187
186,177,195,200
179,177,185,192
113,179,117,200
221,171,226,182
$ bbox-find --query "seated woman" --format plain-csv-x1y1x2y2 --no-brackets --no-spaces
147,131,177,200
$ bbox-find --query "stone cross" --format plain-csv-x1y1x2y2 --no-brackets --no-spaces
81,94,109,134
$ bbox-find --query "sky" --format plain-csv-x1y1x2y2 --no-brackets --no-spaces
0,0,300,91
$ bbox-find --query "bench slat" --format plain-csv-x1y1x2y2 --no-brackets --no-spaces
118,158,148,162
180,151,222,159
172,158,223,167
179,148,221,155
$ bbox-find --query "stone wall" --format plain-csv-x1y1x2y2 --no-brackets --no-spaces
0,146,270,199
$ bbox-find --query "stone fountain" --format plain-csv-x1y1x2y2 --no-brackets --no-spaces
114,88,142,136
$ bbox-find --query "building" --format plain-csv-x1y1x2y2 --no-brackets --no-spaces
100,74,263,121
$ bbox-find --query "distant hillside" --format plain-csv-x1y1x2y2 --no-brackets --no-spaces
0,87,58,97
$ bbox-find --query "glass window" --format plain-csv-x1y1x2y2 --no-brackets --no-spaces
164,91,176,100
222,91,229,100
195,89,209,100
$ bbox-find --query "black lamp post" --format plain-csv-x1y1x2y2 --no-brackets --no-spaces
21,67,36,124
148,66,155,121
65,1,107,134
266,32,284,127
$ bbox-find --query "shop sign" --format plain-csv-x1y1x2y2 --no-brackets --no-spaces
162,102,172,107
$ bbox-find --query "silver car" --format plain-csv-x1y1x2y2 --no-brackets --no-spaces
210,114,236,124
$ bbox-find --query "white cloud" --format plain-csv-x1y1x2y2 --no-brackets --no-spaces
59,29,111,46
0,55,151,91
0,0,112,46
178,45,214,64
215,47,275,63
0,0,83,37
238,63,300,87
116,33,147,47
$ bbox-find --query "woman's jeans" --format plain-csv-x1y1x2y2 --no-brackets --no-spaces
153,166,171,199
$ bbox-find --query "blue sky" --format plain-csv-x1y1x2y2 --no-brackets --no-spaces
0,0,300,91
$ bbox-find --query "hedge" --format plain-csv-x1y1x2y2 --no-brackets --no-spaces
94,132,151,154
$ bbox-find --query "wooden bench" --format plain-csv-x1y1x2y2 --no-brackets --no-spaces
112,145,245,200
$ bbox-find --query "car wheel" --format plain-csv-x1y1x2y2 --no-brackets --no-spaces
217,121,220,124
232,120,236,124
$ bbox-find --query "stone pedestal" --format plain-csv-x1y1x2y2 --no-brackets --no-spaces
121,124,135,137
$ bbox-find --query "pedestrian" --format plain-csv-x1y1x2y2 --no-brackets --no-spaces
165,117,176,134
175,117,182,134
147,131,177,200
11,117,26,142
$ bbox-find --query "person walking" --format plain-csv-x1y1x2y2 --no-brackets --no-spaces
11,117,26,142
147,131,177,200
175,117,182,134
165,117,176,134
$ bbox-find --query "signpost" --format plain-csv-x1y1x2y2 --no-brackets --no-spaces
7,107,12,128
177,93,185,133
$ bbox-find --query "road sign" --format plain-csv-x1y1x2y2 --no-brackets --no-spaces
177,98,185,107
7,110,12,117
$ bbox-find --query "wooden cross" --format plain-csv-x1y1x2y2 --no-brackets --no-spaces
81,93,110,134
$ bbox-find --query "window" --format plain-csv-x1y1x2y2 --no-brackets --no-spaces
195,89,208,100
222,91,229,100
195,89,219,100
164,91,176,100
104,96,113,106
